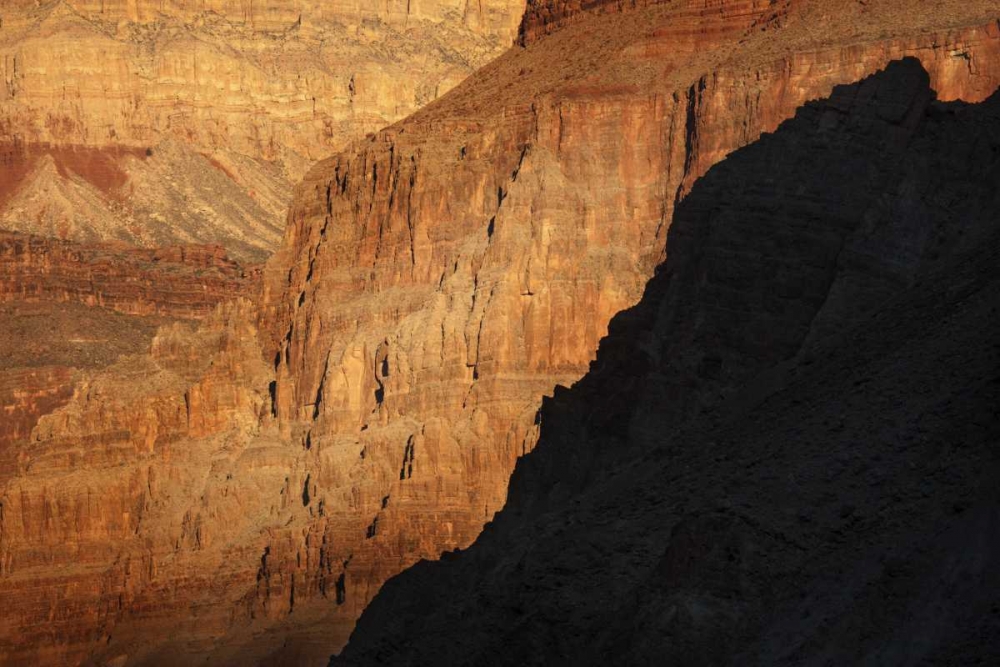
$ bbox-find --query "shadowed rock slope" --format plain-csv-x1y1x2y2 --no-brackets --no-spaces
335,59,1000,666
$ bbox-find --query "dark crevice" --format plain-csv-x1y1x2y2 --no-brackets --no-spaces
399,437,416,481
335,571,346,605
313,353,331,421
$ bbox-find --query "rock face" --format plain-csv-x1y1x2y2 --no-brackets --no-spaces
0,221,251,433
0,141,292,262
517,0,777,44
0,0,525,258
1,0,524,161
4,0,522,38
336,58,1000,666
0,230,253,604
2,1,1000,666
0,366,76,471
0,230,252,319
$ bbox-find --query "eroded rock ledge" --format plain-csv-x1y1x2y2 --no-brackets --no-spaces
0,230,252,319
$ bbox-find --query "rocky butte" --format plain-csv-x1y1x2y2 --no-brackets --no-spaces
1,0,999,665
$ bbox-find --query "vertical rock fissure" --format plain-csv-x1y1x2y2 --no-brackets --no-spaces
399,436,416,480
406,157,418,270
681,76,706,198
312,352,332,420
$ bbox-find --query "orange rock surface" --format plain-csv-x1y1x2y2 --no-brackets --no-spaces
0,231,252,589
0,0,526,258
0,366,75,469
0,230,252,319
1,1,1000,666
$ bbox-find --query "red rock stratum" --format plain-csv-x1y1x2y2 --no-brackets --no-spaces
0,230,251,319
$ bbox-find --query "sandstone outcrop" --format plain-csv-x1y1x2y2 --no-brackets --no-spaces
0,231,252,583
0,366,75,471
0,304,174,462
0,0,526,257
2,1,1000,666
0,218,251,526
0,230,252,319
336,57,1000,666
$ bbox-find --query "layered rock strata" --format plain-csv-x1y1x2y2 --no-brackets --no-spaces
0,141,291,262
0,0,526,255
0,0,524,165
337,58,1000,666
2,1,1000,666
0,302,172,468
0,230,252,319
0,232,252,574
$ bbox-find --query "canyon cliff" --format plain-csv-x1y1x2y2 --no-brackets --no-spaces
336,58,1000,665
0,230,252,537
0,0,525,259
1,1,999,665
0,230,251,319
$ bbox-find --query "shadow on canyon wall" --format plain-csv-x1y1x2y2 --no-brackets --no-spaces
332,58,1000,666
